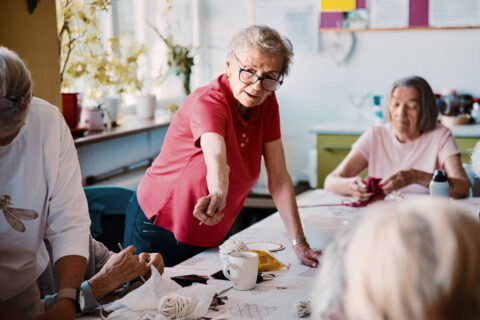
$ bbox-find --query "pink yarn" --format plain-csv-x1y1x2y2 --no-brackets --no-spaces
298,177,386,209
343,177,385,207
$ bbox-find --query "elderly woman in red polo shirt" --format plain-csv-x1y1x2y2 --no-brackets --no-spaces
127,24,321,267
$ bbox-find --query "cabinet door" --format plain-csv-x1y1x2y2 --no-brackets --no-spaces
317,134,360,188
455,137,479,164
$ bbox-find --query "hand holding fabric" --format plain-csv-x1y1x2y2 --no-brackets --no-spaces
139,252,164,278
347,176,373,202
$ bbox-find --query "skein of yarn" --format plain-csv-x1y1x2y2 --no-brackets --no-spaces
219,239,248,262
157,293,194,319
293,300,311,317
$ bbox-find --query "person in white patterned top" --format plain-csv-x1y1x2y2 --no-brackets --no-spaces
0,46,91,320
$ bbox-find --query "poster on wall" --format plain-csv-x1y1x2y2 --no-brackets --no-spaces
368,0,409,28
318,0,480,30
254,0,319,53
320,0,355,12
429,0,480,27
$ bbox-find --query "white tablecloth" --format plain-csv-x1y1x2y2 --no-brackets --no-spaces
81,190,480,319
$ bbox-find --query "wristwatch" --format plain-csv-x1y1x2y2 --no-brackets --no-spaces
291,236,309,247
56,287,86,312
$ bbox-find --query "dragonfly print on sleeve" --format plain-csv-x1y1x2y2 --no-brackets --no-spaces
0,195,39,232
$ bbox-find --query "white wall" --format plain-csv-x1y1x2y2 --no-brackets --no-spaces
196,1,480,183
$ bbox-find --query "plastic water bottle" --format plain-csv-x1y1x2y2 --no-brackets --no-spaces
372,95,383,125
471,99,480,123
429,170,450,197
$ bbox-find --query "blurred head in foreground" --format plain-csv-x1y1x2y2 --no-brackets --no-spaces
312,199,480,320
471,141,480,177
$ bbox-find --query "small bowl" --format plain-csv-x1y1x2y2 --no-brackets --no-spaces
303,217,349,250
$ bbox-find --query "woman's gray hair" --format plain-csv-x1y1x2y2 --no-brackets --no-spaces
383,75,438,133
471,141,480,177
227,24,294,76
0,46,33,133
311,218,358,320
342,199,480,320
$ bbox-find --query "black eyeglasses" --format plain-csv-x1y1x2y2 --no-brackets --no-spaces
234,54,283,92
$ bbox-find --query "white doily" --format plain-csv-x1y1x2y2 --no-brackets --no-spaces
219,239,248,262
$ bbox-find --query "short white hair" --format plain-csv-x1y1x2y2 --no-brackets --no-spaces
311,219,357,320
343,199,480,320
471,141,480,177
227,24,294,76
0,46,32,133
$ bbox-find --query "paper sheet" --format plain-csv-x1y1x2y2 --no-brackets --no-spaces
254,0,319,53
320,0,355,12
368,0,409,28
429,0,480,27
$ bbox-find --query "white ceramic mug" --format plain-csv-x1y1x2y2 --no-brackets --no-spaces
222,251,258,290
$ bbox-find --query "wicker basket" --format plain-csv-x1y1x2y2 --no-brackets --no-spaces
440,114,471,127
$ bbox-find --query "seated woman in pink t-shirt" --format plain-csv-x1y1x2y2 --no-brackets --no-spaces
325,76,471,201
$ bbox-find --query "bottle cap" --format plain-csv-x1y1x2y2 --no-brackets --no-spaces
432,169,448,182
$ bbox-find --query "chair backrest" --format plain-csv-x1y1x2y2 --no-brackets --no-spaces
84,186,135,252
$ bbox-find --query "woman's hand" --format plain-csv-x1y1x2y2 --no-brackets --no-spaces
380,169,416,193
89,245,148,300
101,246,148,286
294,243,322,268
139,252,164,278
348,176,373,202
193,193,225,226
37,299,75,320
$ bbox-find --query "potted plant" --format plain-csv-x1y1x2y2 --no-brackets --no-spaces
56,0,110,128
150,24,195,97
56,0,146,126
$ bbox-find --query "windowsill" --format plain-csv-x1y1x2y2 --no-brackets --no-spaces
73,115,170,147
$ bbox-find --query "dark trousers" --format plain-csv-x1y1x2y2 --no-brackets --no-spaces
124,192,206,267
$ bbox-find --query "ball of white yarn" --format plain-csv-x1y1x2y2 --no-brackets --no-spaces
219,239,248,262
157,293,194,319
471,141,480,177
293,300,311,317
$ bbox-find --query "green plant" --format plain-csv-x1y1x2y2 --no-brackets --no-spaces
151,24,195,96
56,0,145,105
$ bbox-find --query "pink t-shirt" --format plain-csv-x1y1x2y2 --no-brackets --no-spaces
137,74,281,247
352,123,460,194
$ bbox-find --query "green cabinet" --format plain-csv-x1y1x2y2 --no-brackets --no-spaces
316,134,479,188
316,134,359,188
456,137,479,164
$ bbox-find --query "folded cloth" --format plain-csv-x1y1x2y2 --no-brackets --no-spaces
105,266,216,319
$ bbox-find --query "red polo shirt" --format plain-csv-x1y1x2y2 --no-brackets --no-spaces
137,74,281,247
